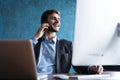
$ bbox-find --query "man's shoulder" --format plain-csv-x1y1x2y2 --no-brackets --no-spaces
58,39,72,43
57,39,72,46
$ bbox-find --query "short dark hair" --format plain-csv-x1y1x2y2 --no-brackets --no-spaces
41,9,60,24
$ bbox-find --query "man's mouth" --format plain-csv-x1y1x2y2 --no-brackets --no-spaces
53,23,60,27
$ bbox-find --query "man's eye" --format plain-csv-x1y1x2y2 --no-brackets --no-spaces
50,16,60,21
50,16,55,19
58,18,61,21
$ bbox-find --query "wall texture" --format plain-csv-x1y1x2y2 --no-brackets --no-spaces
0,0,76,73
0,0,76,41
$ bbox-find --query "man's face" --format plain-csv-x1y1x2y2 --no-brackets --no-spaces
47,13,61,32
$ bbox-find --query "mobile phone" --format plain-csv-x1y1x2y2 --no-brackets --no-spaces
43,25,51,32
43,22,51,31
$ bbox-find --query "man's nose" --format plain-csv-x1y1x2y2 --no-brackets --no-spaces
55,18,60,23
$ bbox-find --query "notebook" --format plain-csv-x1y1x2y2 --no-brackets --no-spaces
0,40,47,79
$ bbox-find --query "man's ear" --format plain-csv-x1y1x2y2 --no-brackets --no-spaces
41,19,48,24
44,19,48,23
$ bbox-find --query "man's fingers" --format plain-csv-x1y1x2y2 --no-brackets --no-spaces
97,65,103,74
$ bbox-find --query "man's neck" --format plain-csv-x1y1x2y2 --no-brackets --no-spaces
45,31,56,40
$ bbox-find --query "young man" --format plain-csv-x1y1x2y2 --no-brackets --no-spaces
32,9,103,75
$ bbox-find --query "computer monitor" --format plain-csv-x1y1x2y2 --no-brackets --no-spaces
72,0,120,66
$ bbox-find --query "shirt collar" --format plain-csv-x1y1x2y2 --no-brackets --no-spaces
42,35,57,44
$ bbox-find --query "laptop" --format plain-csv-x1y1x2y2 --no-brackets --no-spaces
72,0,120,66
0,40,40,79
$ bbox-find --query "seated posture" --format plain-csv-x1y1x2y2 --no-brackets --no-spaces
32,9,103,75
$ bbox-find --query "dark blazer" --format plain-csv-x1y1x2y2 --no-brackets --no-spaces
34,37,89,74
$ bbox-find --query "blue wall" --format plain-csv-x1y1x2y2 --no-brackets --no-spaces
0,0,76,41
0,0,76,73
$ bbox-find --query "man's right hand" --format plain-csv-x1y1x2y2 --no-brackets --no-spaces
34,23,49,40
88,65,103,74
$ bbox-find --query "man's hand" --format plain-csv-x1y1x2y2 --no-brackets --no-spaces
88,65,103,74
34,23,49,40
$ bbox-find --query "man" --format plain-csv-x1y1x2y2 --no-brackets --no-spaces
32,9,103,75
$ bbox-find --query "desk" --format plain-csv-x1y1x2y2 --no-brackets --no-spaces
39,71,120,80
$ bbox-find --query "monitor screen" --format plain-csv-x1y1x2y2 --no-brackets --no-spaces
72,0,120,66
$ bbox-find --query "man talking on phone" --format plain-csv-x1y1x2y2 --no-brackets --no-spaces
32,9,103,75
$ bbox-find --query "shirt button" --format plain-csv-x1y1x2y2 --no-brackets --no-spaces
42,68,46,71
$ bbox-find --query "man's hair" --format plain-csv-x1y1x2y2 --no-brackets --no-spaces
41,9,60,24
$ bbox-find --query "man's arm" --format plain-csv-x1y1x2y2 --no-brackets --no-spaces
73,66,89,74
73,65,103,74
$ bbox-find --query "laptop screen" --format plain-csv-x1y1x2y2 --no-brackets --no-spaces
0,40,37,79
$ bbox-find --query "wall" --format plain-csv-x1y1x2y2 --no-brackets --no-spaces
0,0,76,41
0,0,76,73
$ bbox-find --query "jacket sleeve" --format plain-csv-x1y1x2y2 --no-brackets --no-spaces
73,66,90,74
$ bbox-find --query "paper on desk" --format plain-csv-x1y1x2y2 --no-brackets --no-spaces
102,71,120,79
37,74,48,80
53,74,110,80
53,74,69,79
76,74,110,79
